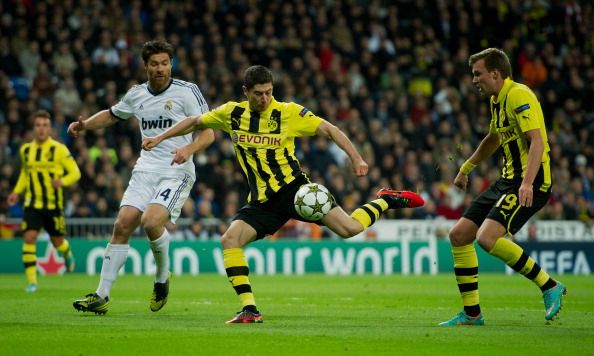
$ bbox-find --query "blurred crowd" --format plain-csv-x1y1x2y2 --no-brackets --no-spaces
1,0,594,239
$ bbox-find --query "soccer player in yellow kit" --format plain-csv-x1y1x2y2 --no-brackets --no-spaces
440,48,565,326
143,65,424,323
7,110,81,292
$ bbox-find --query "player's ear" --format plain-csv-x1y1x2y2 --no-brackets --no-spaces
242,85,248,97
492,70,500,80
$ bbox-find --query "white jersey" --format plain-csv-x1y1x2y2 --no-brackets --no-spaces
110,79,208,178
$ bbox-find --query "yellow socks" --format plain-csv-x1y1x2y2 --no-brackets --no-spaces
223,248,256,309
22,243,37,285
351,199,389,229
452,243,480,316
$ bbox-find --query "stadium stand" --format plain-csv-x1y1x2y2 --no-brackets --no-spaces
1,1,593,239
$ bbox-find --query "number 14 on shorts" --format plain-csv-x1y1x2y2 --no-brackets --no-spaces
155,188,172,202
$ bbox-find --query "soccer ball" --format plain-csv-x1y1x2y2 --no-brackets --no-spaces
294,183,333,221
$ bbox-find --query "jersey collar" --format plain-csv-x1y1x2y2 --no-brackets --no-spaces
492,77,513,104
147,78,173,96
34,137,55,147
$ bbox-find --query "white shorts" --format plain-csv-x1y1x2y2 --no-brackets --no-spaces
120,171,195,223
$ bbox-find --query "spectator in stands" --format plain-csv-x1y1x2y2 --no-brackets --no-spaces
0,0,593,232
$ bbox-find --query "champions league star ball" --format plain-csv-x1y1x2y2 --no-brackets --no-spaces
294,183,333,221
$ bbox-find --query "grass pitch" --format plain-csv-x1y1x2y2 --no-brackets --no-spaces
1,274,592,355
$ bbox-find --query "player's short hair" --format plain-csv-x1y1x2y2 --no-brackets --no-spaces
141,40,174,62
244,65,273,89
468,48,513,79
32,110,51,122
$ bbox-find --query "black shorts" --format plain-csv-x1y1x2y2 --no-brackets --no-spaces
463,178,551,235
233,174,337,240
22,207,67,236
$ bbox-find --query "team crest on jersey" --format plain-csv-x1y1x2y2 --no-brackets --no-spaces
267,119,279,131
164,100,173,110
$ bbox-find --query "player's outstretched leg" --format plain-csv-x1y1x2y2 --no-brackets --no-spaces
73,293,109,315
150,271,171,312
376,189,424,209
543,281,567,321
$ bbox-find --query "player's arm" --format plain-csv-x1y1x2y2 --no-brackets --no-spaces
315,119,368,176
53,149,82,188
142,115,204,151
7,171,27,206
518,129,544,207
454,132,500,190
7,150,27,206
169,128,215,165
67,110,119,138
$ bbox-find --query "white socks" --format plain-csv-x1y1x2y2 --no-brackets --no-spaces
150,229,170,283
96,243,129,299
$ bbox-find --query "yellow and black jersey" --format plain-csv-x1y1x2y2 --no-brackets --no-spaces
489,77,551,192
13,137,81,210
202,97,322,203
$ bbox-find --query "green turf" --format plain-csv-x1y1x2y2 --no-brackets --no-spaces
1,273,592,355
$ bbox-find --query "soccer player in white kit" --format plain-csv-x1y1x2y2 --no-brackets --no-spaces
69,40,214,314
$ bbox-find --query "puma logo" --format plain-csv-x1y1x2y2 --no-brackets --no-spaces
500,210,510,219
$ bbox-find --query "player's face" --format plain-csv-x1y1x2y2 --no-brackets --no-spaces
243,83,273,112
471,59,499,97
33,117,52,143
145,52,172,91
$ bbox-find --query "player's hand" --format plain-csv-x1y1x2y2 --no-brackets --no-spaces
519,183,533,207
7,192,19,206
453,171,469,191
352,158,368,176
51,179,63,188
142,136,162,151
170,146,192,165
67,116,86,138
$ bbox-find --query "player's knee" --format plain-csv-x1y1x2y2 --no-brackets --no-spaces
448,226,473,246
113,218,135,240
220,232,241,249
475,233,497,252
141,218,159,235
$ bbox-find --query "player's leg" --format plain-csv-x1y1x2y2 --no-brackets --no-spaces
439,217,484,326
479,187,565,321
73,206,141,314
321,189,423,238
221,219,262,324
141,173,194,311
21,208,42,292
141,204,173,312
440,184,498,326
22,229,39,293
47,209,74,272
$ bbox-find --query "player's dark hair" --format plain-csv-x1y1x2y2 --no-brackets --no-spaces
243,65,274,89
468,48,513,79
32,110,51,122
141,40,174,63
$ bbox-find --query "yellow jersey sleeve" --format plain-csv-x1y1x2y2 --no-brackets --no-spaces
507,87,541,132
57,144,81,187
287,103,323,136
200,102,236,132
13,145,29,194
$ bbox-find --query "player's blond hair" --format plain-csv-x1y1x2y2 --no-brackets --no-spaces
468,48,513,79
